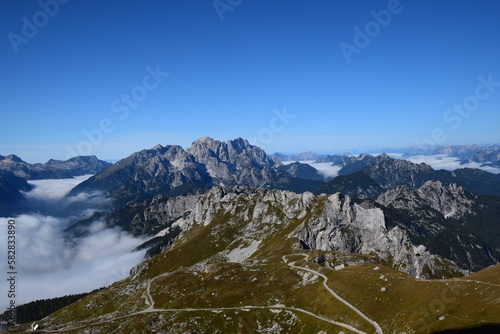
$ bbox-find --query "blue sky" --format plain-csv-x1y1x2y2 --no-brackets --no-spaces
1,0,499,162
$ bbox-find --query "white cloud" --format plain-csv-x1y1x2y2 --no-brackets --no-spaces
22,174,93,203
20,175,110,218
0,177,149,310
0,214,147,310
390,154,500,174
308,162,342,179
281,160,342,179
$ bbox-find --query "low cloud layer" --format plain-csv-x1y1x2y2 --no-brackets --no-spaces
22,175,93,203
0,176,148,311
390,154,500,174
307,161,342,179
286,154,500,184
282,160,342,179
20,175,109,216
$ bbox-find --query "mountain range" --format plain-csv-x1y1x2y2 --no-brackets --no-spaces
0,155,111,180
2,138,500,333
0,155,111,217
69,137,324,208
319,154,500,197
273,144,500,169
59,139,500,274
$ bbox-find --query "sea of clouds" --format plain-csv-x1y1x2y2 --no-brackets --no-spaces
0,175,147,311
389,154,500,174
286,154,500,177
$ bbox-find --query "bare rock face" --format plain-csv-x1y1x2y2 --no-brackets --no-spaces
126,192,201,237
126,186,464,279
376,181,476,233
416,181,476,219
374,180,500,272
363,155,434,190
294,193,464,278
186,137,279,188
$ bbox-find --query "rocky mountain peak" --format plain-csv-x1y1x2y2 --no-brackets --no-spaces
377,180,476,221
355,153,373,160
187,137,264,165
151,144,165,150
70,138,322,207
416,180,475,219
375,155,431,170
2,154,25,163
186,137,279,186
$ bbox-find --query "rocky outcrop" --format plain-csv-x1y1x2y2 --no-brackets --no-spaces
416,181,476,219
294,193,463,278
186,137,282,188
116,186,464,279
377,181,475,220
376,181,500,272
126,192,200,237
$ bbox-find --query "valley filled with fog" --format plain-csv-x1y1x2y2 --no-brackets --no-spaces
0,175,147,311
394,154,500,174
283,153,500,179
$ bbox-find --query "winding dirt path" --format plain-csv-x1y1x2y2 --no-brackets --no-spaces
283,254,383,334
35,254,385,334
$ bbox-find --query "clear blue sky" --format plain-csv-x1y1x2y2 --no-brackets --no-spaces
1,0,499,162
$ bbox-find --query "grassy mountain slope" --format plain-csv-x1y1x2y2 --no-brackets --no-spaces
4,189,499,334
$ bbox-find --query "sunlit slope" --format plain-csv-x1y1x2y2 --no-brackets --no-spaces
3,188,499,333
